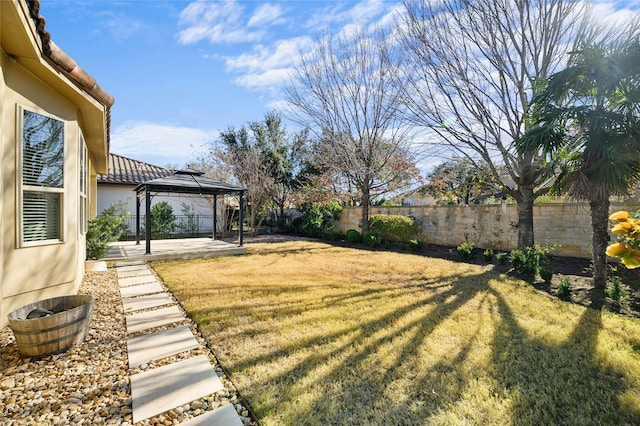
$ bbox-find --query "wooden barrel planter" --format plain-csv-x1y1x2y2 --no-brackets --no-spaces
7,295,94,358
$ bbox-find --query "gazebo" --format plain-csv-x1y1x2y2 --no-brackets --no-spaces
134,169,247,255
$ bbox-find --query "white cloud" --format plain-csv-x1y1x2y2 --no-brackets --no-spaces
111,121,216,167
225,37,311,72
176,0,265,44
247,3,286,28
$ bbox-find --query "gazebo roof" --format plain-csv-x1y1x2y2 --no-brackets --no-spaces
135,170,246,196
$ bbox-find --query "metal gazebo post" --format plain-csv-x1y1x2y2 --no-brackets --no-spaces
135,194,141,245
239,191,245,246
145,188,151,254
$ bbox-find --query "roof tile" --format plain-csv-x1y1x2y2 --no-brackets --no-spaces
98,154,173,185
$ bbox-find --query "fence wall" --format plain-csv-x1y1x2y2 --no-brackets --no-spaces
335,202,640,258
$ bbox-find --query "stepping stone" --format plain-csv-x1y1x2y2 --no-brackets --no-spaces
180,404,244,426
120,282,164,299
117,268,153,278
123,293,174,313
126,305,184,334
127,326,199,368
130,355,224,423
116,264,148,272
119,275,158,287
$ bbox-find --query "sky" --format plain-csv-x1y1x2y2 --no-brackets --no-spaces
39,0,639,169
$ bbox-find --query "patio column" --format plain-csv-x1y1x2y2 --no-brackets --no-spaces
135,194,141,245
239,191,244,246
145,189,151,254
212,195,217,240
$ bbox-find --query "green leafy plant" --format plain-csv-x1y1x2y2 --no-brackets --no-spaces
86,201,130,260
363,230,381,247
510,245,552,276
292,201,343,237
496,252,509,265
483,249,494,261
457,242,475,260
369,214,419,243
409,239,424,252
556,277,572,296
606,276,629,303
539,264,554,283
150,201,176,239
346,229,362,243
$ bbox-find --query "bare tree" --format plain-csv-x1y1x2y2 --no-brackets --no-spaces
399,0,585,248
219,128,275,237
189,148,239,238
284,27,416,233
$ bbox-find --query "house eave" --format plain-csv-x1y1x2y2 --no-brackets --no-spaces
1,0,110,173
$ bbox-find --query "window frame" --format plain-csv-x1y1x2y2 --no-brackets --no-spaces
17,105,66,247
79,132,88,236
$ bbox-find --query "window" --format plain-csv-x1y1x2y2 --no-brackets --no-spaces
79,134,88,235
19,108,64,244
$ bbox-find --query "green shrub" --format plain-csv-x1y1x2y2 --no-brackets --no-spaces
323,227,345,241
363,231,381,247
539,264,554,282
606,276,629,303
150,201,176,239
483,249,494,261
409,239,424,252
369,214,418,243
292,201,343,237
457,242,475,260
556,277,572,296
87,201,130,260
510,245,551,276
496,252,509,265
346,229,362,243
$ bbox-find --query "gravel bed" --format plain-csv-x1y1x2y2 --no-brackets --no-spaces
0,268,257,425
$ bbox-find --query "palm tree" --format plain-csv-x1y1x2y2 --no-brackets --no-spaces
521,27,640,290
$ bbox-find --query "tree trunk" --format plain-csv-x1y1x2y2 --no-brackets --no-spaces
589,189,610,290
361,186,371,234
278,203,286,230
516,185,536,249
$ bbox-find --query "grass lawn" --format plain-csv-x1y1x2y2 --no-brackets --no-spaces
153,240,640,425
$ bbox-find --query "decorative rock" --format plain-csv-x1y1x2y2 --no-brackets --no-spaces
0,269,255,426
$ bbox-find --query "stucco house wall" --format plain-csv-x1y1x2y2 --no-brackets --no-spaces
0,0,112,327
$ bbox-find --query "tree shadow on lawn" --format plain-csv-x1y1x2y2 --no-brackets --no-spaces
224,270,639,425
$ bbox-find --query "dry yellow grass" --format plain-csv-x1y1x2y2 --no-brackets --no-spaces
153,240,640,425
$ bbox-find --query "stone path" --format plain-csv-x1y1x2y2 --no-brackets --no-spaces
115,261,244,425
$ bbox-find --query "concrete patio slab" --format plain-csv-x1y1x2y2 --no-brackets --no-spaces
122,293,174,313
118,275,158,287
180,404,244,426
120,282,165,299
126,305,184,334
105,238,246,262
127,326,199,368
130,355,224,423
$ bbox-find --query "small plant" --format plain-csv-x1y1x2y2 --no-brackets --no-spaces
510,245,552,276
409,239,424,252
556,277,572,296
539,264,554,283
496,252,509,265
483,249,494,261
457,242,475,260
606,276,629,303
86,201,130,260
363,230,381,248
346,229,362,243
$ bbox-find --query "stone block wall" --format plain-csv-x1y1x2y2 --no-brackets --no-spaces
335,203,640,258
